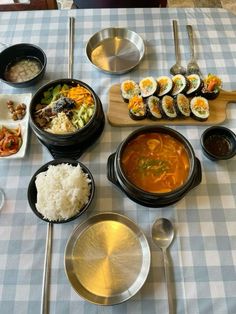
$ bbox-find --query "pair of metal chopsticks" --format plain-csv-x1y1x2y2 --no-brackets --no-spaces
41,16,75,314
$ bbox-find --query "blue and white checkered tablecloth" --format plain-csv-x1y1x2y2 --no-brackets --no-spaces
0,7,236,314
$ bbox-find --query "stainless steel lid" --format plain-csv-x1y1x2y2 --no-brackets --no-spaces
86,28,145,74
64,212,150,305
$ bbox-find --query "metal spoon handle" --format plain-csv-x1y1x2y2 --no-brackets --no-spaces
41,223,53,314
68,16,74,78
186,25,195,60
173,20,180,63
163,248,174,314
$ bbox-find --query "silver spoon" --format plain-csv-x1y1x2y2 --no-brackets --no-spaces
186,25,202,76
152,218,175,314
170,20,186,76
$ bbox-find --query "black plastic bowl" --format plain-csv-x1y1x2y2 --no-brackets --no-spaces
0,43,47,88
29,78,105,158
201,126,236,161
107,125,202,208
27,159,95,224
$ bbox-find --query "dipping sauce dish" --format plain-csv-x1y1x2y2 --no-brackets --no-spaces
201,126,236,160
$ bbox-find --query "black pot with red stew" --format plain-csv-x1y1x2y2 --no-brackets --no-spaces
107,126,202,207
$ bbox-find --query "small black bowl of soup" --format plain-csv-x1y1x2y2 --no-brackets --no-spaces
201,126,236,161
107,125,202,208
0,43,46,88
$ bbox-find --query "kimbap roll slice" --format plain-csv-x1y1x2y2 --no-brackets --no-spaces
190,96,209,121
161,95,177,119
139,76,159,98
121,80,140,103
201,73,222,100
157,76,173,97
186,74,203,97
175,94,191,117
128,95,147,120
171,74,189,97
146,96,162,120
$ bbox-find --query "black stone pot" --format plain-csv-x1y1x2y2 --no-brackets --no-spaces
29,79,105,159
107,125,202,208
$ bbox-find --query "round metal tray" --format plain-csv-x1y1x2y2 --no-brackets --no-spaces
64,212,150,305
86,28,145,74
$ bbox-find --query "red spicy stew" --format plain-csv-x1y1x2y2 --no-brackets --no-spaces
121,132,190,193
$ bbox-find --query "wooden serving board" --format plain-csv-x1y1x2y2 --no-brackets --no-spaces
107,84,236,126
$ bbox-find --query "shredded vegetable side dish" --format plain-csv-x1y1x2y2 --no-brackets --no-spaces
0,125,22,157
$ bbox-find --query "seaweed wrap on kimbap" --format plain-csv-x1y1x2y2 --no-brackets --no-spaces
161,95,177,119
121,80,140,102
175,94,191,118
128,95,147,120
156,76,173,97
139,76,159,98
171,74,189,97
186,74,203,97
190,96,209,121
201,73,222,100
146,96,162,120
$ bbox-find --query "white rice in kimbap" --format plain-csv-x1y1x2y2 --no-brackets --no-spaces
175,94,191,117
186,74,202,97
139,76,159,98
171,74,189,96
121,80,140,102
146,96,162,120
161,95,177,119
157,76,173,97
190,96,209,121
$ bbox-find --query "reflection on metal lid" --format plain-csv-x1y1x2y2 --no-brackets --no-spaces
64,212,150,305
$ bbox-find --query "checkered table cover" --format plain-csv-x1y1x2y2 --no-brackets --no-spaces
0,7,236,314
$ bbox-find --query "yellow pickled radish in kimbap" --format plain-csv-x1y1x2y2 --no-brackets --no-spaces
139,76,159,98
157,76,173,97
186,74,203,96
146,96,162,120
121,80,140,102
175,94,190,117
190,96,209,121
161,95,177,119
128,95,147,120
171,74,189,96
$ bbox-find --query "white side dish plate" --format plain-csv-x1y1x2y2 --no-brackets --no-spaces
0,93,31,159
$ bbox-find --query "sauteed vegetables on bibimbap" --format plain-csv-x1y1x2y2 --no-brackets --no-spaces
33,84,95,134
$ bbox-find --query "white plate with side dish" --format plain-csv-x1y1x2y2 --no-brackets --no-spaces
0,93,31,159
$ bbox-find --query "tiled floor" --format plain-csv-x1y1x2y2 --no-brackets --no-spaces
168,0,236,14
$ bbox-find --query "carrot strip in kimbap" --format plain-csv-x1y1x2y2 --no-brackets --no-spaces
171,74,189,97
186,74,203,97
156,76,173,97
121,80,140,102
139,76,159,98
175,94,191,118
128,95,147,120
161,95,177,119
201,73,222,99
190,96,209,121
146,96,162,120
